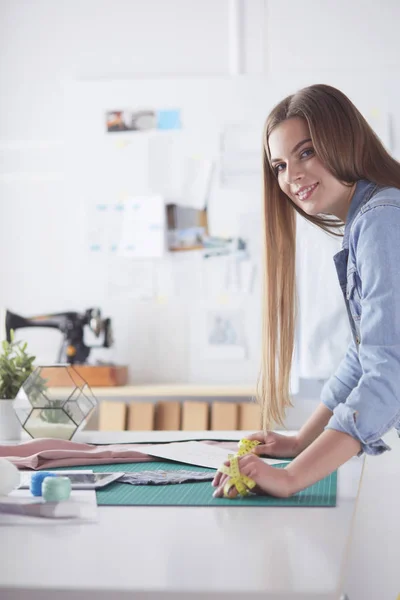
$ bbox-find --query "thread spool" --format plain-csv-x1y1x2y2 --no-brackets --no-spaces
0,458,20,496
30,471,57,497
42,476,71,502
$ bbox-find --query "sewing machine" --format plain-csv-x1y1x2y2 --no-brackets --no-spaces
3,308,128,386
5,308,112,364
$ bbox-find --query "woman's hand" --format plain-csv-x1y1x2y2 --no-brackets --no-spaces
212,453,293,499
245,430,300,458
211,431,300,499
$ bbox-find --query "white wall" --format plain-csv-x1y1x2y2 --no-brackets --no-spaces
0,0,265,385
267,0,400,73
0,0,399,405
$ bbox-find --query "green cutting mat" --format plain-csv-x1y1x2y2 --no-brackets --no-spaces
55,461,337,507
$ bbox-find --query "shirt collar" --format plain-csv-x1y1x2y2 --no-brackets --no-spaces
343,179,375,248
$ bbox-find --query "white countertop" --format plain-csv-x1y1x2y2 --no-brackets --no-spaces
0,429,398,600
343,428,400,600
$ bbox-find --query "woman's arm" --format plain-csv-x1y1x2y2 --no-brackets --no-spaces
295,402,334,452
319,338,362,413
212,428,361,499
285,428,361,494
326,204,400,456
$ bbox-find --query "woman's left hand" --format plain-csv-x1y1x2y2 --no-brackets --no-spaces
212,453,294,499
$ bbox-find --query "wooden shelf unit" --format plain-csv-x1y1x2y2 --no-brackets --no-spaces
67,384,260,432
50,383,257,398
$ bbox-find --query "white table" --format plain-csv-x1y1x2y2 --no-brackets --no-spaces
342,428,400,600
0,429,398,600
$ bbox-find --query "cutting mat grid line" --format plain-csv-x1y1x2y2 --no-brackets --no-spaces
52,461,337,507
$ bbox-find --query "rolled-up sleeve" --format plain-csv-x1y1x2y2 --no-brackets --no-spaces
321,338,362,412
325,204,400,455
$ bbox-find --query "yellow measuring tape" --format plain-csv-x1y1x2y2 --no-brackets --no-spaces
217,438,261,498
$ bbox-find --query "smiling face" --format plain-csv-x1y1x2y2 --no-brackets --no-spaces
268,117,355,221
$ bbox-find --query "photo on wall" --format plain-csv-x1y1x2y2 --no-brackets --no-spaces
105,109,182,133
106,110,157,132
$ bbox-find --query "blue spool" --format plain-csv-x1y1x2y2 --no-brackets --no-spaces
30,471,57,497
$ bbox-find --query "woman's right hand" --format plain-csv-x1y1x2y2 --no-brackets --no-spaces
211,430,301,492
246,431,300,458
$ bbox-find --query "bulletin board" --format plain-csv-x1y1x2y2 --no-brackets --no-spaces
62,74,392,386
63,76,274,387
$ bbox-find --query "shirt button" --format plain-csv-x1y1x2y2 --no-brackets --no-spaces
356,336,360,344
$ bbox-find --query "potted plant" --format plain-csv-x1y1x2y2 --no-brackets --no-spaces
0,331,36,441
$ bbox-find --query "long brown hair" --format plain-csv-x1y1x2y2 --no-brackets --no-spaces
258,83,400,431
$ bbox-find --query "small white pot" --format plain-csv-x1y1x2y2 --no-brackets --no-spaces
0,399,21,442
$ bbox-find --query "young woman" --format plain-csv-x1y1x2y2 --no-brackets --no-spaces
212,83,400,498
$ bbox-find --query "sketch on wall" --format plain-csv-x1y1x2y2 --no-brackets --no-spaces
203,309,247,360
85,195,166,258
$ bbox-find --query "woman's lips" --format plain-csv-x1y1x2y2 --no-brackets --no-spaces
296,182,319,201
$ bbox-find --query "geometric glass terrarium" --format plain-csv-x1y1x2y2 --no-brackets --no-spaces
13,365,98,440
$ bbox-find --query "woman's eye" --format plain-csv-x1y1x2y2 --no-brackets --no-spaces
300,148,314,159
273,163,285,175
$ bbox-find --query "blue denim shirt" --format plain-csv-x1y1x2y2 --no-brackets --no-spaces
321,179,400,455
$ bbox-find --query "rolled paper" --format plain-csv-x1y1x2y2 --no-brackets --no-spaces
0,458,20,496
42,476,71,502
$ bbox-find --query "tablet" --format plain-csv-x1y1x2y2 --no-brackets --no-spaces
19,471,124,490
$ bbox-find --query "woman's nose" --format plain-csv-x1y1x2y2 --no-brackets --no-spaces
285,163,302,185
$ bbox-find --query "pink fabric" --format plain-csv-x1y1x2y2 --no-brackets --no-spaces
0,438,156,470
0,438,239,471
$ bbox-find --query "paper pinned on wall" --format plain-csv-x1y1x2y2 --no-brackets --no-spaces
86,202,108,252
155,259,175,300
202,309,247,361
107,203,124,252
239,260,257,294
206,191,237,238
180,156,214,210
148,133,184,201
118,195,166,258
107,257,155,300
203,256,256,297
220,124,262,189
169,250,204,298
224,258,243,293
85,202,128,253
101,134,149,195
203,255,228,298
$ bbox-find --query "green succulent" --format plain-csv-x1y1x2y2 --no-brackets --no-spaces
0,330,36,400
22,364,74,425
39,400,73,425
